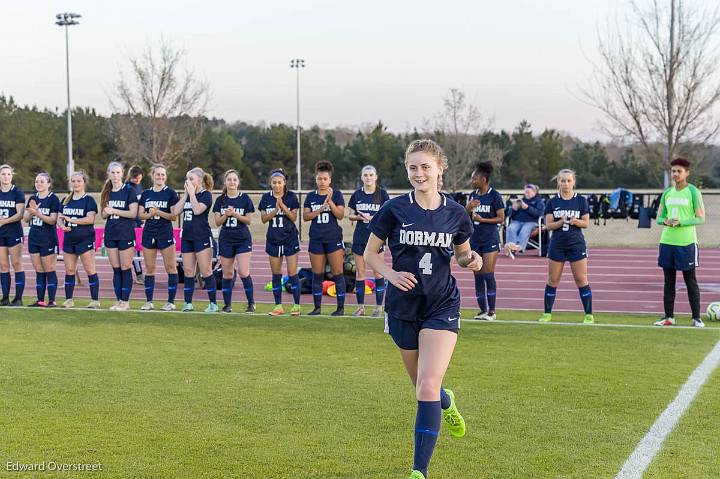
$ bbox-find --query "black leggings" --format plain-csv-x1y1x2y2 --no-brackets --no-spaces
663,268,701,319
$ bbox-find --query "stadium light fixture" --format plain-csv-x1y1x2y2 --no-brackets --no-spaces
55,13,82,184
290,58,305,239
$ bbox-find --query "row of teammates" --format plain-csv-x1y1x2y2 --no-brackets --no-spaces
0,142,707,478
0,159,594,319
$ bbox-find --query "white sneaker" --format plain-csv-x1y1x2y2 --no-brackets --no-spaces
161,302,176,311
653,317,675,326
474,311,489,320
140,302,154,311
692,318,705,328
86,300,101,309
483,313,497,321
63,298,74,308
109,301,120,311
115,301,130,311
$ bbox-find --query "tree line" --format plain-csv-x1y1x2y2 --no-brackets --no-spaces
1,94,718,193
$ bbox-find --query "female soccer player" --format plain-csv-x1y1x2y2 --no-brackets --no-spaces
100,162,139,311
465,161,505,321
24,172,60,307
213,169,255,314
365,139,482,479
172,167,218,313
138,164,180,311
654,157,706,328
303,160,346,316
348,165,389,317
259,169,302,316
0,165,25,306
538,168,593,324
58,171,100,308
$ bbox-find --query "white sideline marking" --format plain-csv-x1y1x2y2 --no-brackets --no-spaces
615,339,720,479
462,319,719,331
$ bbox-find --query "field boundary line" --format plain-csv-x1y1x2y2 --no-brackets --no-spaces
461,319,720,331
615,339,720,479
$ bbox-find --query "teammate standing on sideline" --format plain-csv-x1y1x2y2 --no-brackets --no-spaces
172,167,218,313
138,164,180,311
0,165,25,306
24,172,60,307
303,160,346,316
348,165,390,317
259,169,302,316
465,162,505,321
126,165,145,283
364,140,481,479
100,162,139,311
213,169,256,313
653,158,706,328
538,169,593,324
58,171,100,308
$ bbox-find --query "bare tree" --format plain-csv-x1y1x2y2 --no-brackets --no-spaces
111,38,210,168
427,88,491,192
586,0,720,187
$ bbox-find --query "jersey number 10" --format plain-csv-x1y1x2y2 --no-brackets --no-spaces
317,212,330,224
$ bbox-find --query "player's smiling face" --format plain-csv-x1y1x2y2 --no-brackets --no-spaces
271,176,285,195
186,172,203,189
470,170,485,189
406,152,442,193
70,174,86,193
153,168,167,187
224,172,240,192
0,167,12,187
35,174,50,193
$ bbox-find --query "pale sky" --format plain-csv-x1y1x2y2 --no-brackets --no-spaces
2,0,629,140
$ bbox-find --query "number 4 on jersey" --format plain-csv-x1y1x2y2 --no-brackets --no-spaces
419,252,433,275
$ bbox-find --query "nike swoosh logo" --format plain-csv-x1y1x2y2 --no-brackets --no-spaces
447,317,459,322
203,243,209,246
402,223,414,227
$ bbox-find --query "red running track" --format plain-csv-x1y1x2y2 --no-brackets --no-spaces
12,246,720,315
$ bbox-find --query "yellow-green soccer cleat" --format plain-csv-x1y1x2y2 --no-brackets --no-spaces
583,314,594,324
538,313,552,322
408,470,426,479
290,304,302,316
442,389,466,438
268,304,285,316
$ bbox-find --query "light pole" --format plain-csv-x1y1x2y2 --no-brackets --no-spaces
290,58,305,239
55,12,81,183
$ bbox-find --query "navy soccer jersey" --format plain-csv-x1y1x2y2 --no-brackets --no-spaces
468,187,504,246
304,189,345,242
27,192,60,243
0,185,25,238
212,192,255,243
258,191,300,243
369,191,473,321
139,186,179,235
104,183,138,241
348,187,390,245
181,190,213,241
545,193,589,248
61,194,98,241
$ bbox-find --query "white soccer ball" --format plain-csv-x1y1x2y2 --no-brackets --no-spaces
707,302,720,321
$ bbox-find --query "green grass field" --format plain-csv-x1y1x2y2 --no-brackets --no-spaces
1,306,719,478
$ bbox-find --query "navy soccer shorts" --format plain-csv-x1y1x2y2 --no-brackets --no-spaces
308,240,344,255
385,309,460,350
265,237,300,257
219,239,252,258
141,231,175,250
658,243,698,271
181,237,214,254
548,244,587,263
104,238,135,251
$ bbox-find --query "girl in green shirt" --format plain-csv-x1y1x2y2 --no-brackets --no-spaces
654,158,706,328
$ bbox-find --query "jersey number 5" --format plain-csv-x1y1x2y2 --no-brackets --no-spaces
419,252,433,275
